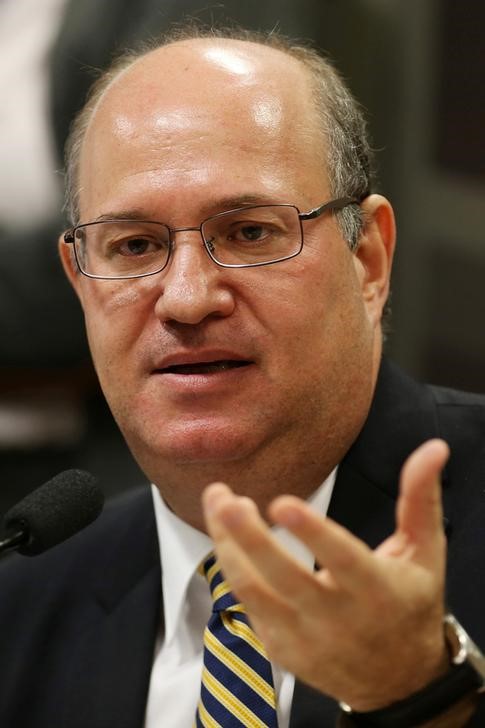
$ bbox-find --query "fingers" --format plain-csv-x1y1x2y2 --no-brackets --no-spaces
201,443,450,704
203,438,449,607
395,438,449,568
203,483,318,610
269,495,375,592
203,482,376,600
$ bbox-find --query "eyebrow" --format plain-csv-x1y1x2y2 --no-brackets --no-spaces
92,195,283,224
94,210,148,223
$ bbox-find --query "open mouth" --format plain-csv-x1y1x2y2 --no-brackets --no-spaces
159,360,251,375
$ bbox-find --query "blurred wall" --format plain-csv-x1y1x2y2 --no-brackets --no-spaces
374,0,485,393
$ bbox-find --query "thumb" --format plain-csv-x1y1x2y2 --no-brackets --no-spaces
395,438,449,567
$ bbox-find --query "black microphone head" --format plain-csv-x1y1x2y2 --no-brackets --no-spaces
3,469,104,556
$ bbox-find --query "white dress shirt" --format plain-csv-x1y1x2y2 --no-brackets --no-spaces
144,471,336,728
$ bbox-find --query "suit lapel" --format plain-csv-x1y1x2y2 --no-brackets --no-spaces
61,489,162,728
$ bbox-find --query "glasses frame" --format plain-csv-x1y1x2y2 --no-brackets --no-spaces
63,196,360,280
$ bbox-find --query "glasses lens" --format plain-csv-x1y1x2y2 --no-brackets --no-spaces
202,205,302,266
74,221,171,278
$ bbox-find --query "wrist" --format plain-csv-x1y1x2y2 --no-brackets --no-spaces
338,614,485,727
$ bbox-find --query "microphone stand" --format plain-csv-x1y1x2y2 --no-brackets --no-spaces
0,528,28,558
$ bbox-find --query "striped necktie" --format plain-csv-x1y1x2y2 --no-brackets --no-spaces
195,552,278,727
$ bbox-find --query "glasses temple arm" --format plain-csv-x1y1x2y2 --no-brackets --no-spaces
300,196,364,221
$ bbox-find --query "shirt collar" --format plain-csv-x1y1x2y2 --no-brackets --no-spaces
151,468,337,646
151,485,212,647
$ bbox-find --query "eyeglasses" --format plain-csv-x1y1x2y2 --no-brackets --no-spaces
63,197,359,280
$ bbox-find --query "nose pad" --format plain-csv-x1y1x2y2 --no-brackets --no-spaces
168,228,212,269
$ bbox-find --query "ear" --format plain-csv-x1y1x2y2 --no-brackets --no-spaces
353,194,396,327
58,232,83,302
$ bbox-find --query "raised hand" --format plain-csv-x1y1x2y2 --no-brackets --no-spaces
202,439,451,710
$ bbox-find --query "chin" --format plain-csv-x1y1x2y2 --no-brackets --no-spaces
162,436,254,465
127,420,264,469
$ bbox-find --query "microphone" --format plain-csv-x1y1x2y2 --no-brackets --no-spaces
0,469,104,557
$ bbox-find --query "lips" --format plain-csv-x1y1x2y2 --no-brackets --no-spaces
151,349,254,376
160,359,251,375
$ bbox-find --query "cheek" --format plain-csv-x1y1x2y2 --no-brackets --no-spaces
245,263,347,384
287,254,371,371
80,280,152,369
289,246,362,323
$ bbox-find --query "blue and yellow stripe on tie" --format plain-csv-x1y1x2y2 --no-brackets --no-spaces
195,553,278,727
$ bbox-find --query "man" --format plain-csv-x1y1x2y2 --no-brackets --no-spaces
1,27,485,727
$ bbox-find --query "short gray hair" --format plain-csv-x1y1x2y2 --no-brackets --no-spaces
64,25,374,250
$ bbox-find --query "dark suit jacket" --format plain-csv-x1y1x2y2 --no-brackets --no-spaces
2,358,485,727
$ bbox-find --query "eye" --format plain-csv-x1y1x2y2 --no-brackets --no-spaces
110,235,166,257
228,222,273,243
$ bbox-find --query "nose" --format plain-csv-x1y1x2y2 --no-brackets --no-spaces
153,231,235,325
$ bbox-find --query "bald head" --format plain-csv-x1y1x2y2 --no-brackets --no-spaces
101,36,315,109
78,39,325,221
65,29,372,247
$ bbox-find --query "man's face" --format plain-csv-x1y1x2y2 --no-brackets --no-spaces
62,39,393,519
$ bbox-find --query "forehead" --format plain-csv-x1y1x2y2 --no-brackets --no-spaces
79,39,330,216
93,37,319,118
